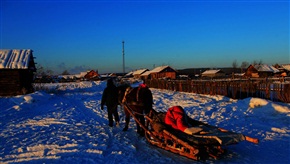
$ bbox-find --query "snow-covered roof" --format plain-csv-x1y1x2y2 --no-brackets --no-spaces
140,71,151,76
0,49,33,69
79,71,88,77
150,65,173,73
202,69,222,75
133,69,148,75
281,64,290,71
100,74,111,78
124,71,133,77
61,75,77,79
253,64,280,73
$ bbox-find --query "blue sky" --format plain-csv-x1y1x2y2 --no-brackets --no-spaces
0,0,289,74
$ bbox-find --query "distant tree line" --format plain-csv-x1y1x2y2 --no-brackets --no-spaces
35,64,70,77
231,59,264,69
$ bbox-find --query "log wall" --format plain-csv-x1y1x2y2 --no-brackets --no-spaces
0,69,34,96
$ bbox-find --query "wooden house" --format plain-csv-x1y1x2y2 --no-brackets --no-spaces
124,71,134,78
84,70,100,80
133,69,149,79
201,69,225,78
280,64,290,76
0,49,36,96
149,65,177,80
140,71,151,81
245,64,280,78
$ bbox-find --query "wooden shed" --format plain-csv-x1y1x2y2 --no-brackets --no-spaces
0,49,36,96
149,65,177,80
84,70,100,80
124,71,134,78
140,71,151,80
132,69,149,79
280,64,290,76
245,64,280,78
201,69,225,78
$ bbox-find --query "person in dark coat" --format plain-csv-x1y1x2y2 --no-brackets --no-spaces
138,83,153,115
101,78,120,127
137,83,153,136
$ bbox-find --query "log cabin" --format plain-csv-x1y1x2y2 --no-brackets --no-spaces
0,49,36,96
84,70,100,80
133,69,149,79
148,65,177,80
201,69,226,78
280,64,290,76
245,64,280,78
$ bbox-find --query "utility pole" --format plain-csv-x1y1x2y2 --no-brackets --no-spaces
122,41,125,74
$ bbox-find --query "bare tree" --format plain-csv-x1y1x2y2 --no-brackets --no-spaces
35,64,45,76
232,60,238,68
240,61,249,73
273,63,280,68
46,69,54,76
252,60,258,65
35,64,53,77
252,60,263,65
62,70,70,75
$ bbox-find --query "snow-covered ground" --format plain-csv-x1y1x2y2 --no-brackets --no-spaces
0,81,289,164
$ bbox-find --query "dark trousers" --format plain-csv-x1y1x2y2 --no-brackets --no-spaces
135,114,145,134
107,105,119,126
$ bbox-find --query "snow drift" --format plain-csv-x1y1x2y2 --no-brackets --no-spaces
0,81,289,163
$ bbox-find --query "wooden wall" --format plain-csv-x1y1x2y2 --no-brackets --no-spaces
145,79,290,103
151,72,176,79
0,69,34,96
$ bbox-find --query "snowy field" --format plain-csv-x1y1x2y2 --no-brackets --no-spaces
0,81,289,164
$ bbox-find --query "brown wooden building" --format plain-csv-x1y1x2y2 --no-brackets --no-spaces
201,69,226,78
84,70,100,80
280,64,290,76
0,49,36,96
245,64,280,78
140,71,151,80
133,69,149,79
149,65,177,80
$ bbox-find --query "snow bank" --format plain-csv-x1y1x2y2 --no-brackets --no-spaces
0,81,289,163
245,97,290,116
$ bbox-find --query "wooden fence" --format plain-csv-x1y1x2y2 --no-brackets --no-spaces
145,79,290,103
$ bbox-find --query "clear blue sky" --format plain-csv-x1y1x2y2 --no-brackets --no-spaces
0,0,289,74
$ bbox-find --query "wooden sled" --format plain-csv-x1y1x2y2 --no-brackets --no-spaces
122,102,259,161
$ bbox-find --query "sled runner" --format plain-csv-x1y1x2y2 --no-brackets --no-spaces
122,102,259,161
